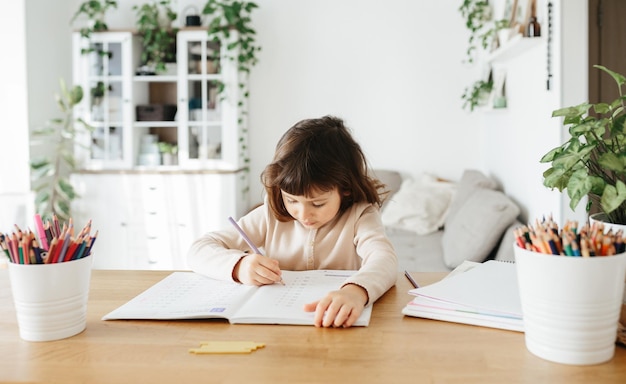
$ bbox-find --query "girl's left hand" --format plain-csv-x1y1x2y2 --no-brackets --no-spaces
303,284,368,328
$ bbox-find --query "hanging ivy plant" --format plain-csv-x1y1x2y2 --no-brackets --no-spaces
461,78,494,112
202,0,261,75
202,0,261,191
459,0,508,64
459,0,492,63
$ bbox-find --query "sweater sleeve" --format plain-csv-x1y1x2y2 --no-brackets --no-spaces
342,205,398,304
187,206,268,282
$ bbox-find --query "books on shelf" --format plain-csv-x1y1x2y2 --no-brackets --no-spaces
102,270,372,326
402,260,523,332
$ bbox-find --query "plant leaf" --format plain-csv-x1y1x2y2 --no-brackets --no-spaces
566,169,595,210
598,152,626,173
594,65,626,88
601,180,626,214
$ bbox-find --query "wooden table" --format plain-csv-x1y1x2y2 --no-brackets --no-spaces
1,269,625,383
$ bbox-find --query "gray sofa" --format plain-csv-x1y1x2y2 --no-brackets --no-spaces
374,169,522,272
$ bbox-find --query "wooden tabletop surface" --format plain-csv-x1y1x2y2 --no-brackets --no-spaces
1,269,625,383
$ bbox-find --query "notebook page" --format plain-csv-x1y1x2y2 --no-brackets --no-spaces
231,270,372,326
102,272,257,320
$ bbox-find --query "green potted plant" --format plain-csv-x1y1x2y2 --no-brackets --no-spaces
157,141,178,165
90,81,110,104
71,0,118,41
540,65,626,225
30,79,94,222
133,0,178,74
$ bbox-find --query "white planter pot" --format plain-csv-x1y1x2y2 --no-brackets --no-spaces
514,245,626,365
589,212,626,233
589,212,626,304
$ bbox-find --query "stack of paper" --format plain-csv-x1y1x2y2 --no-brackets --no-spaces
402,260,524,332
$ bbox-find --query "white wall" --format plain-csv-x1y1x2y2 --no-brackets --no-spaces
0,0,32,231
482,1,562,224
21,0,589,227
26,0,74,140
559,0,588,225
246,0,483,204
483,0,587,225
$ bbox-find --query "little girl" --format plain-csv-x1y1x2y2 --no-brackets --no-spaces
188,115,398,327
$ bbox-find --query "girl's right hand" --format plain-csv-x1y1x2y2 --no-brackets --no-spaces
233,254,283,286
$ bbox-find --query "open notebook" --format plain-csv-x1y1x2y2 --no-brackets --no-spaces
402,260,523,332
103,270,372,326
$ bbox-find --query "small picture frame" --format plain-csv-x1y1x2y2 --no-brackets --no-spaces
503,0,517,27
512,0,532,35
491,69,507,109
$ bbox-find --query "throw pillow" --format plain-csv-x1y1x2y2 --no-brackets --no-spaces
444,169,498,227
372,169,403,209
441,188,520,269
381,174,457,235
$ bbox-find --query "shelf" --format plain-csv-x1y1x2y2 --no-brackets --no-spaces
486,34,544,63
87,75,124,82
186,74,221,81
89,121,124,127
134,121,178,128
188,121,221,127
133,75,178,82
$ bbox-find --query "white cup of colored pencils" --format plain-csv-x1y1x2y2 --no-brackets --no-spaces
515,217,625,257
1,214,97,264
3,214,97,342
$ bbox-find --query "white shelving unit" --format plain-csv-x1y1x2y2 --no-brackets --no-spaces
71,29,249,270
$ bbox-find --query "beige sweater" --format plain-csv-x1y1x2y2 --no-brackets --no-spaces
187,200,398,304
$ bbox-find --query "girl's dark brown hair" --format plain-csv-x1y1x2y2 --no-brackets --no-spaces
261,115,386,221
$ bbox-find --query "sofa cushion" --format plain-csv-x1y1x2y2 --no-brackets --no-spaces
373,169,403,196
441,188,520,269
385,227,448,272
444,169,498,226
381,174,457,235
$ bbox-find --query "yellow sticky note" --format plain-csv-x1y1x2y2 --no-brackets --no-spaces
189,341,266,354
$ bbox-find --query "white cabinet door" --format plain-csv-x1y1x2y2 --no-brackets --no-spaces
176,30,243,170
73,32,136,169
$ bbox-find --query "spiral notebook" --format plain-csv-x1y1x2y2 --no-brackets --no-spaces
402,260,524,332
